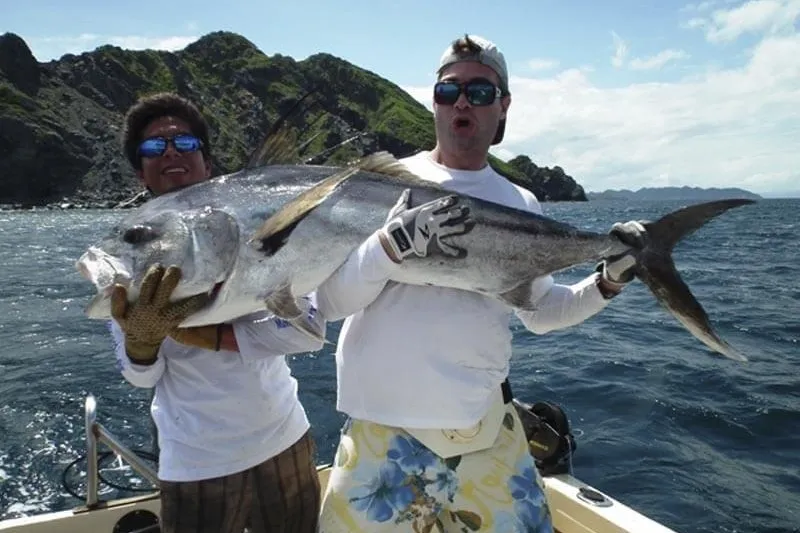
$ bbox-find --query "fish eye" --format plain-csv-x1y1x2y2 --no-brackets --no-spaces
122,225,157,245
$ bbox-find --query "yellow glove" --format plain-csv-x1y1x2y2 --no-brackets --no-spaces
111,264,211,364
170,325,223,351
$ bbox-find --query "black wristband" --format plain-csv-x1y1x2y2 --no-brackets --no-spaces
127,353,158,366
595,275,622,300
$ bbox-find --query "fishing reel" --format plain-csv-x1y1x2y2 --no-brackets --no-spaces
512,398,577,477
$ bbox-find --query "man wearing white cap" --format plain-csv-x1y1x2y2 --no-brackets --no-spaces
315,34,645,532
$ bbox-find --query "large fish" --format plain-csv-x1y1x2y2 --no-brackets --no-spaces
76,151,754,362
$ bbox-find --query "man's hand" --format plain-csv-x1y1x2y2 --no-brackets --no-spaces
380,189,474,262
595,220,649,294
111,264,211,363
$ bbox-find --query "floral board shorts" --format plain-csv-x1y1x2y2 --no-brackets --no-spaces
318,403,555,533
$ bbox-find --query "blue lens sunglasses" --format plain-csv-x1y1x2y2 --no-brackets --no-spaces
137,134,203,158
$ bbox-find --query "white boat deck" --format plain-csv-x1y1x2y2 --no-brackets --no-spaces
0,395,680,533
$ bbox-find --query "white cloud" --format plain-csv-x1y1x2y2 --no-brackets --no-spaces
27,34,197,61
682,17,709,29
611,31,628,68
527,58,560,72
108,36,197,51
610,32,689,71
629,49,690,70
680,1,721,13
688,0,800,43
402,32,800,195
491,147,517,161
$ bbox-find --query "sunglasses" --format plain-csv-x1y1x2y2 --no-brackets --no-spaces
433,79,503,106
137,134,203,158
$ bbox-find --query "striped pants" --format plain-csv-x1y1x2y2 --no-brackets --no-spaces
159,431,320,533
318,403,554,533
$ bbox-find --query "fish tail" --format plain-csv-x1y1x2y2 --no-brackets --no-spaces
634,199,755,362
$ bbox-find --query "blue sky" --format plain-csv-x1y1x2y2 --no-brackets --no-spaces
6,0,800,196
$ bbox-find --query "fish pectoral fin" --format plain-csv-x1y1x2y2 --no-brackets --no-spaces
498,281,538,312
248,165,360,256
265,286,304,320
291,318,332,346
265,287,330,346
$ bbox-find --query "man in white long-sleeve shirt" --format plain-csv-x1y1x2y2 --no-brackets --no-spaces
315,35,645,533
109,92,326,533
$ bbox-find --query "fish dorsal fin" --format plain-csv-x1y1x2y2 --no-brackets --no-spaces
249,150,437,255
353,151,434,187
248,127,301,167
249,164,360,252
246,90,318,168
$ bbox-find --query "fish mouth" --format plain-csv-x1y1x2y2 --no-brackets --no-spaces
76,247,132,290
76,248,133,319
76,247,224,320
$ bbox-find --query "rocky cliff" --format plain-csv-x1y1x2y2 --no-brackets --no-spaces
505,155,587,202
0,31,587,208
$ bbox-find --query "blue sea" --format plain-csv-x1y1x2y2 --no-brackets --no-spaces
0,199,798,532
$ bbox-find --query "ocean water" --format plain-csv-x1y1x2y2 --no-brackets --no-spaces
0,199,797,532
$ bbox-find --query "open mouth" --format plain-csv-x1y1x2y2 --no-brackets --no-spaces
453,117,473,132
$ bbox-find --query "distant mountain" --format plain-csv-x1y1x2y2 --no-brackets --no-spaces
0,31,587,208
587,186,762,201
759,190,800,199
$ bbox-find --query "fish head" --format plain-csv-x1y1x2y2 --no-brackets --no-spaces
76,205,240,320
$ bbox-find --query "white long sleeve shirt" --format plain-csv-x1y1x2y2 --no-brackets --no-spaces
110,295,325,482
316,151,612,429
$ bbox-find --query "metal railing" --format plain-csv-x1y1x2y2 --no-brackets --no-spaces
83,394,160,507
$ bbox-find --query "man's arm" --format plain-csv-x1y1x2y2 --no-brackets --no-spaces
109,320,166,388
315,231,401,321
511,191,641,334
513,273,613,334
230,293,328,358
316,189,473,321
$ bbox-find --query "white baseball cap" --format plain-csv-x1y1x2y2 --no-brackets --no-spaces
436,34,510,144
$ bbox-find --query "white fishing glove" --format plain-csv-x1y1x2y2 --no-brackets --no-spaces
596,220,649,284
381,188,474,261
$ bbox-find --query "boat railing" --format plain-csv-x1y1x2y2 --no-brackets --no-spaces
83,394,160,508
